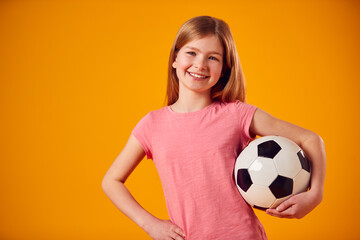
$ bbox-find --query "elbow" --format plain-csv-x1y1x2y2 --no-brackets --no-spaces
101,175,111,194
102,174,125,195
313,132,325,149
302,130,325,149
101,177,107,193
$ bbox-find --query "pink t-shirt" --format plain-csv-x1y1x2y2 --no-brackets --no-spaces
132,100,267,240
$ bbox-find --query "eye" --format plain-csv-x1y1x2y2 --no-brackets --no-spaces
186,51,196,56
209,56,219,61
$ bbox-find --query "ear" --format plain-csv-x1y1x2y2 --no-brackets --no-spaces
172,60,177,68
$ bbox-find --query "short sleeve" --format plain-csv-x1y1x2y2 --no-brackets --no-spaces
132,113,153,159
234,100,257,147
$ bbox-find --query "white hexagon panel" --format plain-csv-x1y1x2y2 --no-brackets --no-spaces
293,169,311,194
244,184,276,209
248,157,278,187
273,149,302,178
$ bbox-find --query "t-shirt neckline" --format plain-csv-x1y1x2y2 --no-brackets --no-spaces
167,101,217,116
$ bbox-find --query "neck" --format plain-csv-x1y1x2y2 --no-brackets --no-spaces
171,89,213,113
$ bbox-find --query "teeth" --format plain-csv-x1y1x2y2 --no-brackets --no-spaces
189,72,207,78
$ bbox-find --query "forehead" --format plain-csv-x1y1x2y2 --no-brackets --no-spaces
181,35,223,55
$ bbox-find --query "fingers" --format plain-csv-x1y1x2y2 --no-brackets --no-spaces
276,196,295,212
266,192,316,219
170,232,185,240
266,206,296,218
147,218,186,240
170,225,186,240
266,197,297,218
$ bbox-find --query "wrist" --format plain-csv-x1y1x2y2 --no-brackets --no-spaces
138,214,159,234
308,186,324,204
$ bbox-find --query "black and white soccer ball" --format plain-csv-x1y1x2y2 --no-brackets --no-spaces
234,136,311,210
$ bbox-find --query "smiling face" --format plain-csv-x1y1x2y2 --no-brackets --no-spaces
172,35,224,96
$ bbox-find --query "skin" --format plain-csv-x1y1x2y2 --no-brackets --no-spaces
251,110,325,218
171,35,224,113
102,34,326,239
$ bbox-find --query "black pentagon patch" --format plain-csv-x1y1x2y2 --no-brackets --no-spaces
237,169,252,192
257,140,282,159
253,205,268,211
297,150,311,173
269,176,293,198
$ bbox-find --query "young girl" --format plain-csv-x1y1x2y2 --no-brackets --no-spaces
102,16,326,240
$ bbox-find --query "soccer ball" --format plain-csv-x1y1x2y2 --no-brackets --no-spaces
234,136,311,210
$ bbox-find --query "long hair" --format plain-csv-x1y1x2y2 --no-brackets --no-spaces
167,16,246,105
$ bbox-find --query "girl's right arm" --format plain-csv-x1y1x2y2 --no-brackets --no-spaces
102,134,186,240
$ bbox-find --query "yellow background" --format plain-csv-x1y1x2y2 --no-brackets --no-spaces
1,0,359,239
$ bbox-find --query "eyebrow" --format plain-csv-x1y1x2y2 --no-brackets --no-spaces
184,46,223,56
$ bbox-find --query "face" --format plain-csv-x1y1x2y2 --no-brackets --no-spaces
172,35,224,96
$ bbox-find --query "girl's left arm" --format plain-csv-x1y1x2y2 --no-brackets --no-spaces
250,108,326,219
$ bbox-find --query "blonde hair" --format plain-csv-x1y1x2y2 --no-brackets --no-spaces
167,16,246,105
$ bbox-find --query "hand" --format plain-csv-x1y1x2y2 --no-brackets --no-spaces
266,190,322,219
145,218,186,240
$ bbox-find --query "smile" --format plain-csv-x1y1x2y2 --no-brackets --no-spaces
188,72,209,79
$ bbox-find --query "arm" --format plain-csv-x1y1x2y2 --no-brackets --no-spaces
250,109,326,219
102,134,186,239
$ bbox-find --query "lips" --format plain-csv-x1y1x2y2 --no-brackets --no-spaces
187,71,209,79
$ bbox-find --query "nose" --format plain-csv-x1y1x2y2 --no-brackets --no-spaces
193,56,207,70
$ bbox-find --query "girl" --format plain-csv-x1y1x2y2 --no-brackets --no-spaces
102,16,326,240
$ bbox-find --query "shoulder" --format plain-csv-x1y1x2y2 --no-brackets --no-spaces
137,106,169,124
147,106,168,118
214,100,257,112
133,106,168,138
